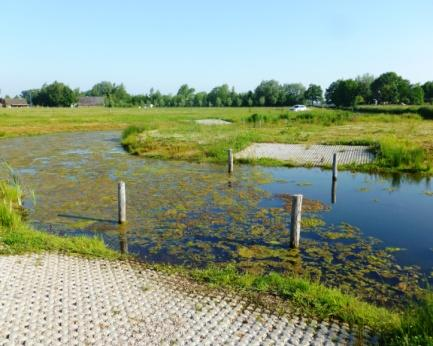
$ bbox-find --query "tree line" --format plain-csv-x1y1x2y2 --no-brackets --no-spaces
19,72,433,108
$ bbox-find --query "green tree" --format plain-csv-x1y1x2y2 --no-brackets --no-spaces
176,84,195,106
355,74,374,103
304,84,323,105
33,81,77,107
193,92,207,107
21,89,40,105
281,83,305,105
86,81,115,97
409,85,424,105
86,81,130,107
325,79,359,107
254,80,282,106
371,72,410,104
422,81,433,104
208,84,230,107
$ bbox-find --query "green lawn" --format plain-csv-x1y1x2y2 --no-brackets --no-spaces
1,106,433,174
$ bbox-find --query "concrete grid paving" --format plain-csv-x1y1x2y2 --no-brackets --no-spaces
235,144,375,166
0,254,373,345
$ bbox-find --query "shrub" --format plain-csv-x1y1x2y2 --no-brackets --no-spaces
121,125,145,140
246,113,269,124
419,107,433,120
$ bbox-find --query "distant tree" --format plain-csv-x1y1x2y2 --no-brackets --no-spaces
86,81,130,107
304,84,323,105
86,81,115,97
325,81,338,105
281,83,305,105
371,72,410,104
355,74,374,103
33,81,77,107
176,84,195,106
193,92,207,107
234,96,243,107
422,81,433,104
208,84,230,107
21,89,40,106
254,80,282,106
325,79,360,107
408,84,424,105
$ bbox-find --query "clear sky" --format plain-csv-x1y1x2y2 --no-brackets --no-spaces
1,0,433,96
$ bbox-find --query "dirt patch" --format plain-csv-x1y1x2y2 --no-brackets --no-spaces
195,119,231,125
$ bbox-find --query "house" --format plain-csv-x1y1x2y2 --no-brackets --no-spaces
0,98,29,108
78,96,105,107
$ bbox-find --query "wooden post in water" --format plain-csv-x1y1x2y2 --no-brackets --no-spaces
290,194,303,248
118,181,126,224
228,149,234,174
332,153,338,181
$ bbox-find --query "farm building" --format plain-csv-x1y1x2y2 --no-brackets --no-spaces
0,98,29,108
78,96,105,107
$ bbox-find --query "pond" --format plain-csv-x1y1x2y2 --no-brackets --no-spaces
0,131,432,306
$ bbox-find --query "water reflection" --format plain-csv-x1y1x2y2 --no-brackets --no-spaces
331,179,337,204
119,227,128,254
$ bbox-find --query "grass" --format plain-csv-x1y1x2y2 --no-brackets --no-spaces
0,178,119,259
1,106,433,174
385,293,433,345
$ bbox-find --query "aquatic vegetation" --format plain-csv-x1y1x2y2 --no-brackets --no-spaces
238,245,291,260
319,223,359,240
0,131,429,307
296,181,313,187
385,247,406,253
358,187,370,192
424,190,433,197
276,194,330,212
301,217,325,228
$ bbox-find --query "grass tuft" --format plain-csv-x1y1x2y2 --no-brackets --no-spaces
376,138,428,171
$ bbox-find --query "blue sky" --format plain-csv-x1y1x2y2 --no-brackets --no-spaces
1,0,433,96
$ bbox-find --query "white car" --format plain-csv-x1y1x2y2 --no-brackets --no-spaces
290,105,308,112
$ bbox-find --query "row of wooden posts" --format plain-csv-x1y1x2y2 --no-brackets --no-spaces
117,151,339,249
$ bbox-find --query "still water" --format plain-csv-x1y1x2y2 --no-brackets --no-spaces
0,131,432,305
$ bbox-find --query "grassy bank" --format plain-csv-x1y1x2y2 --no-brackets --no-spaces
0,178,119,259
120,108,432,174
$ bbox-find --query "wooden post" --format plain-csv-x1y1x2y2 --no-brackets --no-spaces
118,181,126,224
290,194,303,248
332,153,338,181
228,149,234,174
